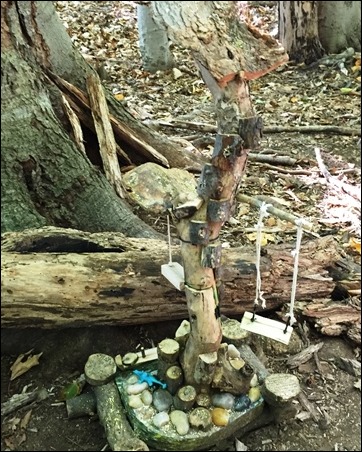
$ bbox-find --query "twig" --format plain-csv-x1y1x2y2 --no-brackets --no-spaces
264,125,360,136
253,162,314,175
248,153,297,166
1,388,48,416
315,148,361,204
297,390,321,423
144,119,361,136
236,193,315,233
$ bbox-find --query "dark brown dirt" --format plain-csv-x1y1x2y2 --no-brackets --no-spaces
1,324,361,451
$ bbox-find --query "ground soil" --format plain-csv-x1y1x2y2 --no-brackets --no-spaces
1,326,361,451
1,1,360,451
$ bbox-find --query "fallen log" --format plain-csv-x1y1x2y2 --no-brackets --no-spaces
1,227,359,329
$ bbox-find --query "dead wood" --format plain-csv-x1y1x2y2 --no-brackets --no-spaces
287,342,324,368
1,227,359,330
236,193,314,231
86,73,124,198
1,388,48,417
146,119,361,137
302,302,361,342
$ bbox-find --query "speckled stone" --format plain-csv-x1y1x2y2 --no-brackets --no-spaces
196,392,212,408
189,407,212,430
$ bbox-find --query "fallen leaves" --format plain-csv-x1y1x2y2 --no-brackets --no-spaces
10,350,43,381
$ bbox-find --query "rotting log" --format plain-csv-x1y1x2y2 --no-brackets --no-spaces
1,228,359,329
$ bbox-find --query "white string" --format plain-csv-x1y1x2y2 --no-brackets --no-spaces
254,202,272,308
287,218,306,326
167,214,173,264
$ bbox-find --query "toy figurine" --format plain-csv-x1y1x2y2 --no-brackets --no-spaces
133,370,167,389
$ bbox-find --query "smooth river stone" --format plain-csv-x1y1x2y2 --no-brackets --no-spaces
170,410,190,435
128,394,144,409
248,386,261,403
152,388,173,412
127,382,148,395
234,394,251,412
211,407,229,426
212,392,235,409
141,389,153,406
153,411,170,428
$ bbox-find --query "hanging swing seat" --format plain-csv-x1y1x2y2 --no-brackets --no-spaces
240,311,293,345
161,262,185,291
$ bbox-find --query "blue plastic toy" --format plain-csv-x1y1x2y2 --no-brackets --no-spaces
133,370,167,389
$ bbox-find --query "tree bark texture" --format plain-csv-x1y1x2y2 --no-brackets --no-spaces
2,227,357,329
279,1,324,64
137,3,174,73
152,1,288,84
317,1,361,53
0,1,196,236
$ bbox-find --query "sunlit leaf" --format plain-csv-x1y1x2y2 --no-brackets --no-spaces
114,92,124,101
20,410,32,430
348,238,361,254
10,351,43,381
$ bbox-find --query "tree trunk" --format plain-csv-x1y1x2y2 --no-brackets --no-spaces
318,1,361,53
1,1,197,236
2,228,355,329
137,2,174,72
152,0,287,388
279,1,324,64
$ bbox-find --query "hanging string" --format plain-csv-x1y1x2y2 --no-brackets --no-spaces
254,202,272,310
167,214,173,264
285,218,306,329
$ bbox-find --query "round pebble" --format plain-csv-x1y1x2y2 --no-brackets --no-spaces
248,386,261,403
152,388,173,412
141,389,153,406
227,344,241,358
234,394,251,412
127,382,148,395
153,411,170,428
128,394,144,409
211,407,229,426
126,374,138,385
212,392,235,409
170,410,190,435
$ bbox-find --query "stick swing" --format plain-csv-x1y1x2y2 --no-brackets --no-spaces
240,203,306,345
161,214,185,290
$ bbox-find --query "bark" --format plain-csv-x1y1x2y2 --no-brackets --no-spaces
137,2,174,72
317,1,361,53
279,1,324,64
152,1,288,84
0,1,197,236
2,227,358,329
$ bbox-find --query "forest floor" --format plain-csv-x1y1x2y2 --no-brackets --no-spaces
1,1,361,451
